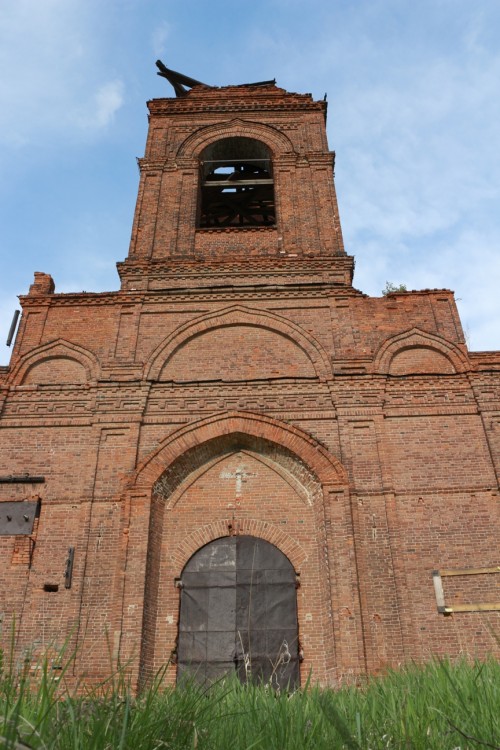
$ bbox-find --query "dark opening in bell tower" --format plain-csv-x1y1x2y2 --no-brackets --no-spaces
199,137,275,228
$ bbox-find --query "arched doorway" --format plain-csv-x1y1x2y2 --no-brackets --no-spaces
177,535,300,688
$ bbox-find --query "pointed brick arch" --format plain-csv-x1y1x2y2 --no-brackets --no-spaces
160,448,314,510
144,304,333,382
176,118,295,160
135,410,347,686
132,410,347,491
374,328,469,375
9,338,100,385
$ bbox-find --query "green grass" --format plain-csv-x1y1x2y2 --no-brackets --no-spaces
1,647,499,749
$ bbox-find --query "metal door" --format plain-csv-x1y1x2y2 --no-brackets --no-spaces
177,535,299,688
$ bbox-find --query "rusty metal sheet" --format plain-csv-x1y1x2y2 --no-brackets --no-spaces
177,535,299,689
0,501,39,535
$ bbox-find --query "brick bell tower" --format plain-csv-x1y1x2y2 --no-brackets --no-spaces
118,71,358,688
1,66,499,691
118,75,348,284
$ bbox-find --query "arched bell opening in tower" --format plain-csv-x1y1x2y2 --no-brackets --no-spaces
198,137,275,228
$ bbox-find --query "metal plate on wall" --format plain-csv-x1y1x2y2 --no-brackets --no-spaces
0,501,39,535
177,535,299,689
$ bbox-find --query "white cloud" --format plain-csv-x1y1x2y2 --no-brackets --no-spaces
335,45,500,248
73,79,125,130
0,1,124,148
151,21,171,58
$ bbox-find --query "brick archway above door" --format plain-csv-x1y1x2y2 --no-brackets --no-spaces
132,410,348,492
123,410,359,687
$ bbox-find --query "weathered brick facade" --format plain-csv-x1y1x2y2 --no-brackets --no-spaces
1,82,499,688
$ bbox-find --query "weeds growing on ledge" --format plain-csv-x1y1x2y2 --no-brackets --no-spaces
1,642,499,749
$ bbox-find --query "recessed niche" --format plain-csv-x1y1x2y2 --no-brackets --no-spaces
43,583,59,592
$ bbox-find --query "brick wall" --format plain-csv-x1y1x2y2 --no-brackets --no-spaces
0,82,498,689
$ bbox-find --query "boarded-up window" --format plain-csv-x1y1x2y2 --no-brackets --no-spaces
177,535,299,689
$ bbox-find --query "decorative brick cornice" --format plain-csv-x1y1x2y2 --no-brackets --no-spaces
117,255,356,292
469,351,500,370
147,86,326,118
118,255,355,277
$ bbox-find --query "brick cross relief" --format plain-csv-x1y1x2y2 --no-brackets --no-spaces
219,465,255,498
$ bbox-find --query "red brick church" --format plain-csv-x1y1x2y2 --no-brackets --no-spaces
1,68,499,688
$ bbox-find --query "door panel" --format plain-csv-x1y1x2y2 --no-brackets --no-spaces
177,535,299,688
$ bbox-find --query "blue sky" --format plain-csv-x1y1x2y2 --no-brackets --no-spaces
1,0,499,364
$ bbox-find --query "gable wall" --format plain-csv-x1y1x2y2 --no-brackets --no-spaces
1,84,498,687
